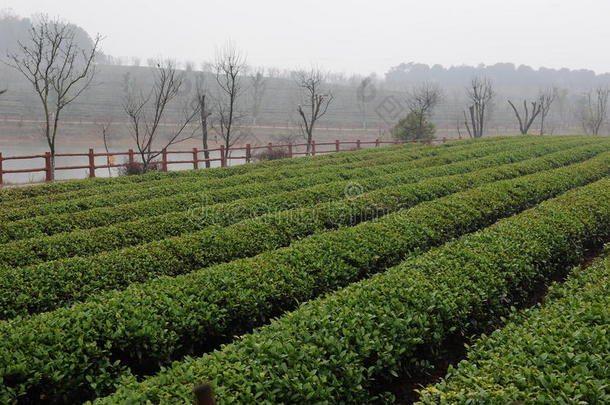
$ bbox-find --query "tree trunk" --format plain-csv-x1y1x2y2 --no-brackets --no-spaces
200,96,211,168
48,147,56,181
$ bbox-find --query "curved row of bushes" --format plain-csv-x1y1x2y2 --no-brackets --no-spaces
0,136,567,209
94,177,610,405
0,136,525,205
1,136,550,222
0,138,595,268
0,145,437,221
0,137,546,243
1,140,602,317
417,251,610,404
0,142,430,205
2,151,609,403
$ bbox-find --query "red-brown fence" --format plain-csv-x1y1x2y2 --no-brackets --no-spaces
0,138,454,185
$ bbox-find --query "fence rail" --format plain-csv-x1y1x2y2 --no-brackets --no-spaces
0,138,454,185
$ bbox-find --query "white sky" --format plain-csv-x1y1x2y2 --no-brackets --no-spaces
5,0,610,75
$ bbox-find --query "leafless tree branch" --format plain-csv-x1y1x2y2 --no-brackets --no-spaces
508,98,542,135
406,81,442,136
95,119,113,176
463,77,494,138
6,15,101,180
578,86,609,135
356,76,374,130
195,73,213,168
213,43,247,152
538,87,557,135
122,60,200,171
249,68,266,126
296,68,334,155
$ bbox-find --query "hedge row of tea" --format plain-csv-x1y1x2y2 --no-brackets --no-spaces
5,137,578,217
417,249,610,404
95,176,610,405
0,146,431,224
0,137,551,242
0,137,514,204
0,145,440,221
2,143,609,403
0,137,595,269
0,140,606,320
0,142,427,203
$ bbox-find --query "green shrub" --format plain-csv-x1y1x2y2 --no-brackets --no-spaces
0,146,430,222
95,177,610,405
391,111,436,141
0,137,547,243
0,142,428,204
252,147,290,161
0,140,601,319
0,137,594,269
0,143,419,211
417,248,610,404
2,151,610,403
0,135,560,207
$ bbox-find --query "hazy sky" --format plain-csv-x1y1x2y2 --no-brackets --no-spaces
5,0,610,75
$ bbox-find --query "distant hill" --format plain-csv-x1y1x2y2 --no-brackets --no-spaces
385,62,610,93
0,10,101,60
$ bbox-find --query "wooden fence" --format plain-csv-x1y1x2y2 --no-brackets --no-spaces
0,138,454,185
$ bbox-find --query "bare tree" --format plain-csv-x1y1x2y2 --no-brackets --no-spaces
578,87,609,135
95,119,113,176
195,73,213,168
356,76,374,129
249,68,266,126
456,117,464,139
6,16,100,180
296,68,334,155
406,81,442,132
507,99,542,135
407,82,442,116
214,44,247,153
123,60,200,172
463,77,494,138
538,87,557,135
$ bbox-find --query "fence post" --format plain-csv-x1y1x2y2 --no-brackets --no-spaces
192,148,199,170
161,149,168,172
335,139,340,152
356,139,361,150
88,148,96,178
0,152,3,185
375,138,380,148
288,143,293,158
44,152,52,182
246,144,251,163
311,141,316,156
128,149,135,165
220,145,226,167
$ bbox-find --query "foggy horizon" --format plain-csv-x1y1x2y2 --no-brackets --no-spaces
2,0,610,186
3,0,610,76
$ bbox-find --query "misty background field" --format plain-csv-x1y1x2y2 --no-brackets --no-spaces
1,9,609,183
